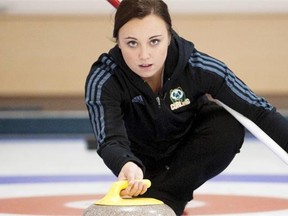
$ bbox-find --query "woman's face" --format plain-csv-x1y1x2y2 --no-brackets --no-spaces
118,14,171,80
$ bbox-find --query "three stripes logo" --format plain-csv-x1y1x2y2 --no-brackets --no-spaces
132,95,145,105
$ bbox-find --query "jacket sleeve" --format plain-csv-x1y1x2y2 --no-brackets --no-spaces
85,55,145,176
189,50,288,152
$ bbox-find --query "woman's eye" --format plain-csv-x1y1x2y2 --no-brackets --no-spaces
150,39,160,46
127,41,138,48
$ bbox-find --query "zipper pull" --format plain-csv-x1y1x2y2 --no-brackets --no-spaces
156,96,161,107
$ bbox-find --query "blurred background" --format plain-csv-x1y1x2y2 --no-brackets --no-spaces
0,0,288,138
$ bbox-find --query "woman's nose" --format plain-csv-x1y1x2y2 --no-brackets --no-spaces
139,46,150,60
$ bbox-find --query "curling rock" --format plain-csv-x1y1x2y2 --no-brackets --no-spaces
83,203,176,216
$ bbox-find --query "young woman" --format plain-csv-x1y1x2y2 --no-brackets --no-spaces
85,0,288,214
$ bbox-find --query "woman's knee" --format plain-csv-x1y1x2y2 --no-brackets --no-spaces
196,103,245,151
216,109,245,152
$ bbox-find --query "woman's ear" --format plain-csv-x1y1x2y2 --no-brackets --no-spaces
168,33,172,46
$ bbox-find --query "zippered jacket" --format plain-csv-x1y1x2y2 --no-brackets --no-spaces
85,31,288,176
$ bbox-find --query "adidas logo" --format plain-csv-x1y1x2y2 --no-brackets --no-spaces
132,95,145,105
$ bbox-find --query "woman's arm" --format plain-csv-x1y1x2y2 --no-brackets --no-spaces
189,50,288,152
85,55,145,176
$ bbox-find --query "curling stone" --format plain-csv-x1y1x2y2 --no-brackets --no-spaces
83,179,176,216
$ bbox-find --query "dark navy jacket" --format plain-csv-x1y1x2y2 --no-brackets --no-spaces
85,31,288,176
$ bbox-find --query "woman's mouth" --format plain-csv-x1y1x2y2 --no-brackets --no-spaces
139,64,152,68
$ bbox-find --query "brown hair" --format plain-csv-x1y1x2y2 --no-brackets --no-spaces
113,0,172,39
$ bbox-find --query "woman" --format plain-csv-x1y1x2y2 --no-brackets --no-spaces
85,0,288,215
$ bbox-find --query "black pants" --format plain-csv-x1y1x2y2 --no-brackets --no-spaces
139,102,245,215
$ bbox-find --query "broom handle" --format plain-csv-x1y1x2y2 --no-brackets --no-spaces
107,0,121,9
215,99,288,165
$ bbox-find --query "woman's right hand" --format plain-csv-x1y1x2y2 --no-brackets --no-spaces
118,161,148,197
